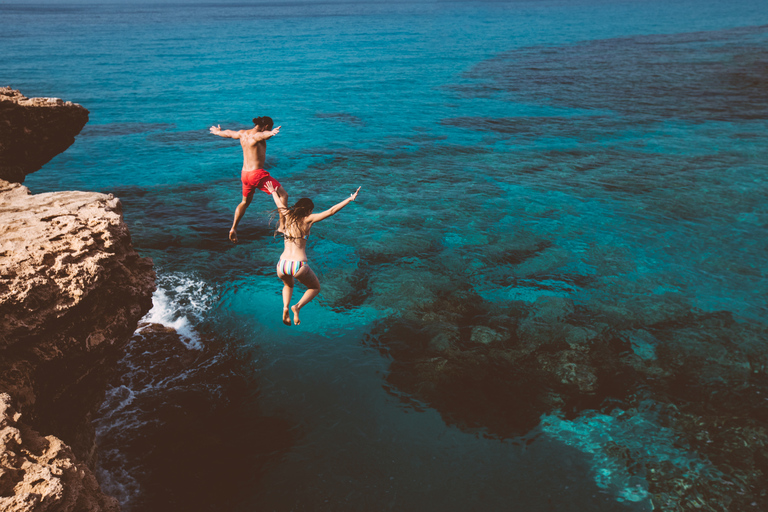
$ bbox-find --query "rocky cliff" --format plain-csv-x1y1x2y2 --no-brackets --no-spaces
0,87,89,184
0,89,154,511
0,393,120,512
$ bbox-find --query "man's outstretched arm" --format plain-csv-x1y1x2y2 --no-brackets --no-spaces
210,125,241,138
251,126,281,142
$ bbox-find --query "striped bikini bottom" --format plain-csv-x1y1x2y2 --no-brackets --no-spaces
277,259,308,276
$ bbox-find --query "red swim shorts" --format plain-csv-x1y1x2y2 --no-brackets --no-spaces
241,168,281,197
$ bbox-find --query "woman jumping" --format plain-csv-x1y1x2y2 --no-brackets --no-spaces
265,181,361,326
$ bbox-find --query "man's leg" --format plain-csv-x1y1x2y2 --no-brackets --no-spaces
230,193,253,243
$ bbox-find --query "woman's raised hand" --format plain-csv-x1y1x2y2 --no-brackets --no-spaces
265,181,276,194
350,186,361,201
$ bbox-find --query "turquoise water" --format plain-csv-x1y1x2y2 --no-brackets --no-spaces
4,1,768,510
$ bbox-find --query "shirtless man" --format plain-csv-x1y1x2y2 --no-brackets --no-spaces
209,116,288,243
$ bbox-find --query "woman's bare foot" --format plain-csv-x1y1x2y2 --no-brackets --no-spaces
229,228,238,243
291,304,301,325
282,308,291,326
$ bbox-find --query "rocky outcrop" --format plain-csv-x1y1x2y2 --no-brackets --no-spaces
0,393,119,512
0,87,154,510
0,180,155,462
0,87,89,183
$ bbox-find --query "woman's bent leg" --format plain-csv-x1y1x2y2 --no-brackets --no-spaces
291,266,320,326
277,267,294,326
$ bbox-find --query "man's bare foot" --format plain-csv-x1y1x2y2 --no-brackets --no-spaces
282,308,291,326
229,228,238,243
291,304,301,325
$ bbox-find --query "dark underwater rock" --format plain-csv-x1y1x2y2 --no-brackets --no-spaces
369,278,768,510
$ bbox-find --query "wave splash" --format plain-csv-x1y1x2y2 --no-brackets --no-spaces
139,272,214,350
94,272,217,509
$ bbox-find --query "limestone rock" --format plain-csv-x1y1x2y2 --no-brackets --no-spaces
0,179,155,462
0,393,119,512
0,87,89,183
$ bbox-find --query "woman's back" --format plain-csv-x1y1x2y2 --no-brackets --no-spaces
279,218,311,261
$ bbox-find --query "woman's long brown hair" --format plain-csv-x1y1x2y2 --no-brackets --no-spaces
275,198,314,239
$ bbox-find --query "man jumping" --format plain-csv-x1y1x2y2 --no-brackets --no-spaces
210,116,288,243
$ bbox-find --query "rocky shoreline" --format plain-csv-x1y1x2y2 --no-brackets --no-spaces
0,88,155,511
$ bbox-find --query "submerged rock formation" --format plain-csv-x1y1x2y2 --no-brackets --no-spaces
0,88,154,510
0,87,89,183
364,275,768,511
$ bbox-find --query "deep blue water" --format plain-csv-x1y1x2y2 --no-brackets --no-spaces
4,1,768,510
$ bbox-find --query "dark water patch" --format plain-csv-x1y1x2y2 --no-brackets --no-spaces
80,123,175,138
506,273,594,291
326,259,374,311
499,239,552,265
455,25,768,122
115,181,273,251
322,235,448,311
441,115,636,144
95,323,295,512
315,112,364,126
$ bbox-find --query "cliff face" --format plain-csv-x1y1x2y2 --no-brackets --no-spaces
0,180,156,454
0,87,89,183
0,393,120,512
0,89,154,510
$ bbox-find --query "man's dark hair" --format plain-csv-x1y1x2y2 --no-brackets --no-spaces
253,116,274,130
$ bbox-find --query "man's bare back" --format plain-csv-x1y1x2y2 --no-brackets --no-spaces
209,117,288,243
209,124,281,170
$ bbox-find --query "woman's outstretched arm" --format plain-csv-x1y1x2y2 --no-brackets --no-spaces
307,187,361,224
265,181,288,210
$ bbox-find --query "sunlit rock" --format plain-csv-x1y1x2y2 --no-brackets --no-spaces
0,87,89,183
0,393,119,512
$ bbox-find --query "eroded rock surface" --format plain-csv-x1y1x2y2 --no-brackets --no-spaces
0,393,119,512
0,87,89,183
0,87,151,510
0,180,155,459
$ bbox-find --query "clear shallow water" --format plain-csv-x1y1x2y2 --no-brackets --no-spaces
4,1,768,510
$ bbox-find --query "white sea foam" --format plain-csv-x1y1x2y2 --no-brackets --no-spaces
139,272,215,350
94,272,217,510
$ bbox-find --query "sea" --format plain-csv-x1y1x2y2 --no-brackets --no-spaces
3,1,768,510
